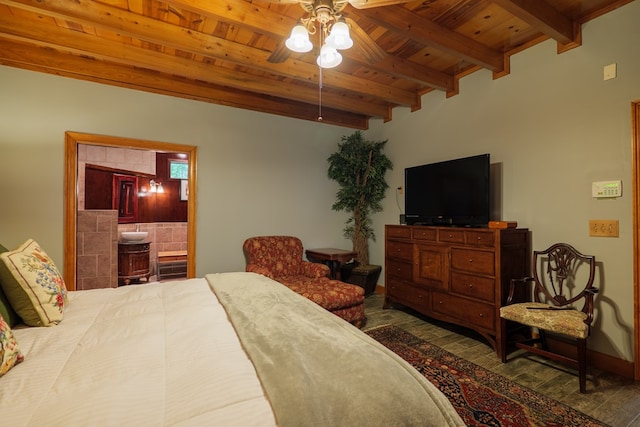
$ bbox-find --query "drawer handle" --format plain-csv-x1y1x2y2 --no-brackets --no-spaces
438,300,443,304
479,313,484,318
468,283,473,289
448,234,453,238
468,258,473,263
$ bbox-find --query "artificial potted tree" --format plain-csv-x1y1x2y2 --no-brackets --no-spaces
327,131,393,295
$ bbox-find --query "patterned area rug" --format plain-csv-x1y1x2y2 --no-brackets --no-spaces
366,325,608,427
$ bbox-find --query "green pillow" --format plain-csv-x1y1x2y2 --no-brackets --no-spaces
0,243,20,327
0,239,67,326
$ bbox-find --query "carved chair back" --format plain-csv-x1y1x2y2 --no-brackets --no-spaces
531,243,597,323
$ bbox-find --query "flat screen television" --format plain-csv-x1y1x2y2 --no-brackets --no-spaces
404,153,490,227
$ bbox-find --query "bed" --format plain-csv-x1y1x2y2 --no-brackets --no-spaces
1,272,463,426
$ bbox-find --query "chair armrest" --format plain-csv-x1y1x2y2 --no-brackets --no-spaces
246,264,275,280
583,287,599,325
301,261,330,278
506,277,534,305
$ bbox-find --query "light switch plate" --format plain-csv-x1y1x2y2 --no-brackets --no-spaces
589,219,619,237
604,63,617,80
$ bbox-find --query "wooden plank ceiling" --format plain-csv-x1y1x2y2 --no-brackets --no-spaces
0,0,632,129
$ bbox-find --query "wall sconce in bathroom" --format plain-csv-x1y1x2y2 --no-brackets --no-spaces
149,180,164,193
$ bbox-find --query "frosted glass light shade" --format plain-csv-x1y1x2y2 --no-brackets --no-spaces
325,21,353,50
317,44,342,68
285,24,313,53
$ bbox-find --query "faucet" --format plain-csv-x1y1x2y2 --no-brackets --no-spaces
136,224,140,232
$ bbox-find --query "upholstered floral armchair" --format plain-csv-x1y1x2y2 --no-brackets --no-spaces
243,236,330,280
243,236,365,326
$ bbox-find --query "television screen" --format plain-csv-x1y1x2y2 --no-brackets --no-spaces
404,154,490,227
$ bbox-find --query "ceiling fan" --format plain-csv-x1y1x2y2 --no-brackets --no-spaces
266,0,411,66
266,0,411,13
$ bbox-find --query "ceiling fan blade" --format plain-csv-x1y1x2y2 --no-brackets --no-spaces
345,17,386,64
268,41,292,64
262,0,305,3
348,0,411,9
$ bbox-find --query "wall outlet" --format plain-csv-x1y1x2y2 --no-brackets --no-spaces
589,219,619,237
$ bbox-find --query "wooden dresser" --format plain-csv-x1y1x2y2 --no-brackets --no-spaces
384,224,529,358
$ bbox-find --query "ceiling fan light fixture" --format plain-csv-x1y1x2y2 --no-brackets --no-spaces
325,20,352,50
285,24,313,53
317,44,342,68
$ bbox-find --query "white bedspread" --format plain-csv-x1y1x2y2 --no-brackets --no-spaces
1,278,276,426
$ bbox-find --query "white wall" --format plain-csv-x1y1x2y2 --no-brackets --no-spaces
368,1,640,361
0,66,353,277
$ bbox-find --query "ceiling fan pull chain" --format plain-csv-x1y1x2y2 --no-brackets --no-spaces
318,64,323,121
318,27,324,121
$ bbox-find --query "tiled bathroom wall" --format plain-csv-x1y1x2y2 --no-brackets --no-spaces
77,210,118,290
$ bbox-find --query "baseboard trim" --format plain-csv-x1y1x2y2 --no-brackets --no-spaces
546,337,634,379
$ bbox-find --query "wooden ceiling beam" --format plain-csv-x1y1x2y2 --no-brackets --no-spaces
0,39,370,129
348,5,505,72
1,0,416,107
493,0,580,49
0,26,389,119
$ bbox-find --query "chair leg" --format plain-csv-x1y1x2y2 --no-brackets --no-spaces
538,329,548,350
578,338,587,393
500,317,508,363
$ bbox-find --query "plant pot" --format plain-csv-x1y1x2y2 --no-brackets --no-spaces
340,262,381,296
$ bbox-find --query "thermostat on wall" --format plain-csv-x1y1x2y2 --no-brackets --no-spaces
592,180,622,198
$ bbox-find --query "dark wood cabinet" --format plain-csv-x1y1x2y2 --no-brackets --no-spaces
118,242,151,285
384,225,529,359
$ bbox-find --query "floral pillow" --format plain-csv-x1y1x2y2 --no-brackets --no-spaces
0,239,67,327
0,315,24,377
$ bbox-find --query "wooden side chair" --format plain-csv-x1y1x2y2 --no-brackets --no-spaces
499,243,598,393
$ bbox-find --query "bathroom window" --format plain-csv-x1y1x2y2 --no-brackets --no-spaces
169,159,188,180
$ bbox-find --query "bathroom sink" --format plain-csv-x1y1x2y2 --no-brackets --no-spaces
121,231,148,241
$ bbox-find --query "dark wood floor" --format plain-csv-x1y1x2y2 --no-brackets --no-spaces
363,293,640,427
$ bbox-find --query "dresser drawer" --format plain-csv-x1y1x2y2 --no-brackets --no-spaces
450,272,495,302
439,229,465,244
386,258,413,281
465,230,495,247
386,240,413,261
451,248,495,275
386,225,411,239
432,291,495,330
386,279,429,310
412,227,437,241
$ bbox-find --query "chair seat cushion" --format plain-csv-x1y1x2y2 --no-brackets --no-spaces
278,276,364,311
500,302,589,339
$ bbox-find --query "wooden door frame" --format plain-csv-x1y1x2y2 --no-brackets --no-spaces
64,131,197,291
633,101,640,380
